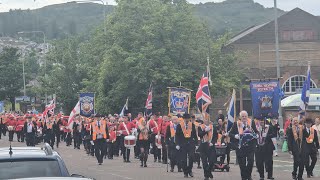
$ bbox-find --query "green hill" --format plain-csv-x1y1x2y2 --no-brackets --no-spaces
0,0,284,40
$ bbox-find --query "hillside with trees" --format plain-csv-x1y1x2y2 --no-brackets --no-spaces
0,0,284,40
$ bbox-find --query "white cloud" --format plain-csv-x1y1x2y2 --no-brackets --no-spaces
0,0,319,15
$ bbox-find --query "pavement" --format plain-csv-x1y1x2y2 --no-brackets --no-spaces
0,135,319,180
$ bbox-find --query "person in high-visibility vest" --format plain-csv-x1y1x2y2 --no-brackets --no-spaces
91,114,109,165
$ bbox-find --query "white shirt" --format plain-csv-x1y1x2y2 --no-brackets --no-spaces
27,123,33,133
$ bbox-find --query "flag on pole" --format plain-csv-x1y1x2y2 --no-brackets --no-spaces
67,101,80,129
299,62,311,117
145,83,153,117
227,89,236,131
196,68,212,118
120,98,129,117
42,96,56,120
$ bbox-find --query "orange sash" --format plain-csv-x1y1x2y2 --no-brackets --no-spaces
306,127,314,144
170,122,176,138
237,119,252,135
180,121,192,138
200,124,213,143
292,125,303,142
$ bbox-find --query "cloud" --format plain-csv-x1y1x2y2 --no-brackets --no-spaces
0,0,319,15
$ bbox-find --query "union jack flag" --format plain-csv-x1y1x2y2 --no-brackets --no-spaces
196,68,212,114
145,83,153,116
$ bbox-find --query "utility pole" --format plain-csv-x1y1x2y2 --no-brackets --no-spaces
274,0,283,129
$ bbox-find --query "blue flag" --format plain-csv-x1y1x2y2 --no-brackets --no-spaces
299,63,311,115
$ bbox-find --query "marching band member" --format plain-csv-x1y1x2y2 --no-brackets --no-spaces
73,115,82,149
44,116,55,148
7,115,16,142
16,116,25,142
304,118,319,178
24,115,36,146
175,113,197,178
0,115,6,139
166,115,182,172
160,115,170,164
148,114,163,163
254,118,275,180
198,118,218,180
133,112,143,159
53,117,63,148
63,118,72,146
91,114,109,165
312,117,320,157
216,119,230,165
137,117,150,167
192,115,202,169
229,110,258,180
118,116,134,163
114,116,121,157
108,125,117,159
287,117,307,180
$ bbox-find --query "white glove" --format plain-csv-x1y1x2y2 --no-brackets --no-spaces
205,126,211,132
106,139,109,142
235,134,240,139
176,145,180,150
118,130,123,134
209,143,213,147
262,133,267,138
90,140,94,145
224,133,229,136
195,146,199,150
256,134,259,139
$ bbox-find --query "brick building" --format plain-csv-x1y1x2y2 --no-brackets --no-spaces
224,8,320,118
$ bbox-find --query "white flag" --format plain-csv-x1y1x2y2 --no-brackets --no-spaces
68,101,80,129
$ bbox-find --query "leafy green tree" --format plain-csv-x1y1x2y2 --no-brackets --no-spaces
0,47,22,110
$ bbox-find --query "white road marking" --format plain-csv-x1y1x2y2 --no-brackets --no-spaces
107,173,133,180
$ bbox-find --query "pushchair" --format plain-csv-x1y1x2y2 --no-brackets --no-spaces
213,143,230,172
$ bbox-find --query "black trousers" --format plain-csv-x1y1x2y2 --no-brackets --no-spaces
56,133,61,147
94,139,107,164
236,147,255,180
151,134,161,161
73,132,81,149
16,131,24,142
8,130,14,141
108,142,114,158
181,143,195,175
161,137,168,163
169,145,181,170
255,146,273,178
292,153,305,178
45,132,55,148
26,132,35,146
66,132,72,146
305,150,317,175
220,144,231,164
200,143,216,178
114,136,121,156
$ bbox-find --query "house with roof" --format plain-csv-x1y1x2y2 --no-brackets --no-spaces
224,8,320,118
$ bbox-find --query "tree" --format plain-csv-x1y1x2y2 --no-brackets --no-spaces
0,47,22,111
95,0,242,114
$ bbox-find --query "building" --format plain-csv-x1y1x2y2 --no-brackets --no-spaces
224,8,320,119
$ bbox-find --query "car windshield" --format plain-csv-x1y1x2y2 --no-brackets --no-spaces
0,159,62,179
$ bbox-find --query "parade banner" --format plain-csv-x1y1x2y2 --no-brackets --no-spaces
250,80,280,119
168,87,191,115
79,93,95,117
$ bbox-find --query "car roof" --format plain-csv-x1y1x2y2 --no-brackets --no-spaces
0,144,60,160
9,178,92,180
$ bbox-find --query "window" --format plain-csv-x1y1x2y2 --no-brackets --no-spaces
282,75,317,94
0,159,62,179
281,30,317,41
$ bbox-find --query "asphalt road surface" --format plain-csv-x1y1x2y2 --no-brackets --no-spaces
0,135,319,180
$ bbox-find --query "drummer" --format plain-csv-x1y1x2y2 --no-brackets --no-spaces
7,115,16,142
118,115,135,163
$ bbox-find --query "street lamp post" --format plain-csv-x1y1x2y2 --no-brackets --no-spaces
17,31,48,104
72,0,106,35
273,0,283,129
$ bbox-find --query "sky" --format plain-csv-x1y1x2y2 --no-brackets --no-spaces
0,0,319,15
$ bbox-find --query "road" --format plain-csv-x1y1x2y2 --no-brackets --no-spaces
0,135,319,180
